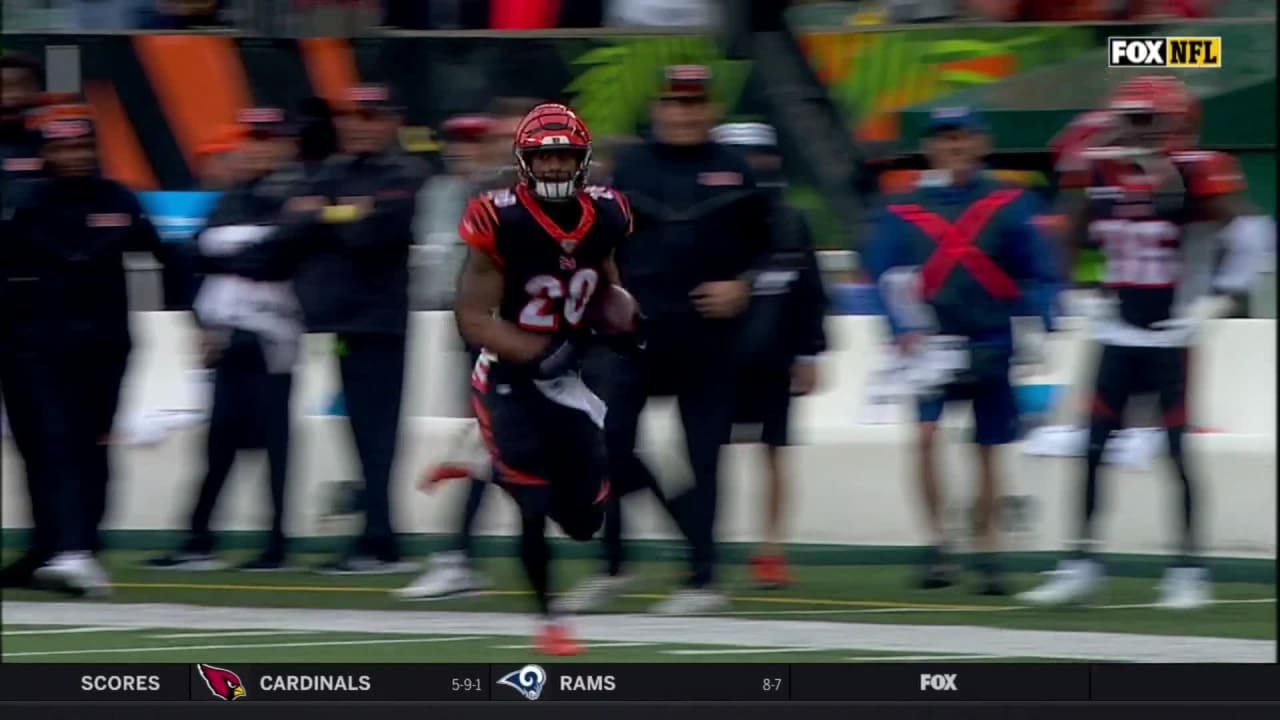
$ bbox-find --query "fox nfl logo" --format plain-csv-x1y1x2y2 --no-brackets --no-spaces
1108,37,1222,68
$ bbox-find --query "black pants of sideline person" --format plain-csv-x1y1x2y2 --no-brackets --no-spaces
187,330,293,558
338,332,407,561
3,345,128,558
602,335,736,588
0,347,67,582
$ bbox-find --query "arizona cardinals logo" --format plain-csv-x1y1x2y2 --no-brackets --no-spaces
198,664,247,701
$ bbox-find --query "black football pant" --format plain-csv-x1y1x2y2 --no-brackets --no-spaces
338,332,407,560
7,347,128,555
603,334,735,588
0,346,65,572
449,347,611,560
188,330,293,556
473,367,607,616
1082,344,1197,561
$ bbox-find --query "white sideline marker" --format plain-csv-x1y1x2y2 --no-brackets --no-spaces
3,635,484,659
3,626,138,636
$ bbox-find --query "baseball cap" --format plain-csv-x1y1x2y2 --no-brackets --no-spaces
710,122,777,149
235,106,292,138
925,106,986,136
442,114,494,142
660,64,712,100
37,102,96,141
338,83,405,115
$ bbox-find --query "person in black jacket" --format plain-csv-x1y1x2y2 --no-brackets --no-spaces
0,50,52,587
147,108,303,572
711,122,828,589
4,102,176,596
211,83,430,573
558,66,773,615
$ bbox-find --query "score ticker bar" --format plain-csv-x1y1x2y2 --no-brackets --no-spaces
0,663,1277,702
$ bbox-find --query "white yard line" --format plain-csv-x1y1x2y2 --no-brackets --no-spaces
664,647,833,656
714,597,1276,617
493,641,653,650
3,635,484,659
3,626,140,636
3,602,1272,663
845,654,1013,662
149,630,323,640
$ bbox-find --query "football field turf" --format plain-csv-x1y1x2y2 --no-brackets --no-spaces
2,551,1274,663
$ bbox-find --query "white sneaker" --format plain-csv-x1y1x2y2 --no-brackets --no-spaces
649,588,730,615
1016,558,1104,606
33,552,111,598
394,552,490,599
553,574,635,614
1157,565,1212,610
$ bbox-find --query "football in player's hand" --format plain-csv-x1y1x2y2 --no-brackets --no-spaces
590,285,639,335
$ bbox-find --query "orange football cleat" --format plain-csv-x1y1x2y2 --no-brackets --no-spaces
536,623,583,656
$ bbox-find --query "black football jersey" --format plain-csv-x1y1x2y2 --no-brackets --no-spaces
1082,150,1244,328
460,183,633,343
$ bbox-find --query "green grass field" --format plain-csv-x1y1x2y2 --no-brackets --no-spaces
2,550,1274,663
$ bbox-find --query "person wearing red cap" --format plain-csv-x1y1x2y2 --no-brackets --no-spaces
205,83,430,574
147,107,303,573
6,101,180,597
0,49,50,589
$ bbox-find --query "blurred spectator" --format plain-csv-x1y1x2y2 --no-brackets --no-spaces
381,0,603,29
295,95,338,170
414,113,493,310
888,0,961,22
605,0,719,27
968,0,1219,20
137,0,227,28
590,134,642,187
396,96,542,601
1,50,51,590
148,107,303,573
8,100,180,597
194,126,242,190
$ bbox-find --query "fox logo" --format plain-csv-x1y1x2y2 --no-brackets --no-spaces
198,664,247,701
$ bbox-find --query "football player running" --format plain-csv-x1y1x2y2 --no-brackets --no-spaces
1021,75,1275,609
452,103,639,655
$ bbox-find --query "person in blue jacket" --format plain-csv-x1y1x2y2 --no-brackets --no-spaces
862,106,1059,596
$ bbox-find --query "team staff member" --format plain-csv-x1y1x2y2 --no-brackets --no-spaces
0,50,52,587
400,98,544,599
864,107,1057,596
712,122,828,589
212,83,430,573
7,102,178,596
560,66,773,615
148,108,303,572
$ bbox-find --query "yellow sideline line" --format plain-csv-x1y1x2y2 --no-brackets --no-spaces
109,581,999,611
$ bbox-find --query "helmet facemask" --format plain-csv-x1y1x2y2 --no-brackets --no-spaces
516,145,591,201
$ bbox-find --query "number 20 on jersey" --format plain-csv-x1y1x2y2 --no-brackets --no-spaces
519,268,600,330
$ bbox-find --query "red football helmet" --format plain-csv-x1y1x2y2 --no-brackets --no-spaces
1106,75,1200,153
513,102,592,200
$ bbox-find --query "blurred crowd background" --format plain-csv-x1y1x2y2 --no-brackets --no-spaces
3,0,1269,33
1,0,1275,595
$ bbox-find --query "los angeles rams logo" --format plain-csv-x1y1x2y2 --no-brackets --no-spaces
497,664,547,701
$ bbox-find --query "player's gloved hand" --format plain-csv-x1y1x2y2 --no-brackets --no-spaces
531,337,581,379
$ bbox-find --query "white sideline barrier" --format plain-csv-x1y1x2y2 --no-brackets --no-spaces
2,312,1275,556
